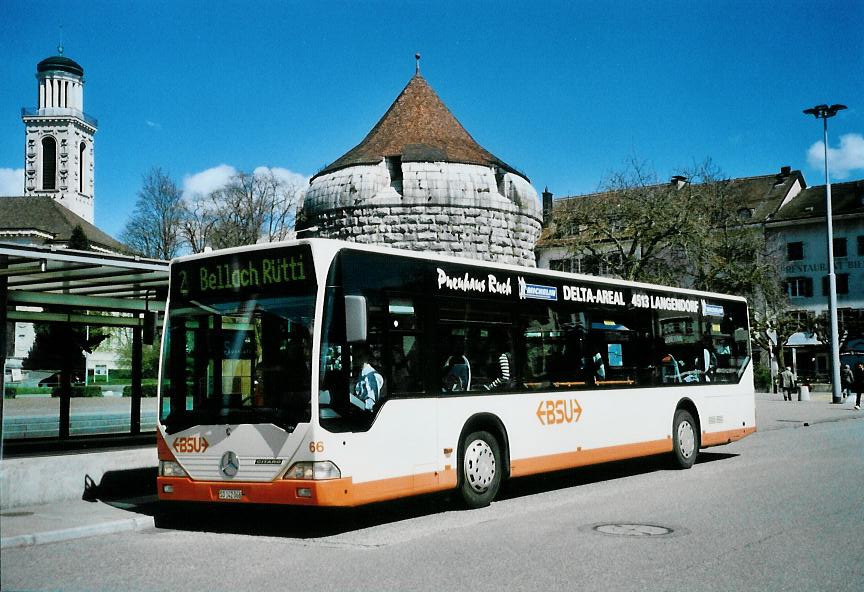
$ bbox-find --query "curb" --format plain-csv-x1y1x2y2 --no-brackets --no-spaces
0,515,155,550
760,412,864,431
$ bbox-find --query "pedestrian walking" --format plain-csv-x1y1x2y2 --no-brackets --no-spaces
779,366,796,402
853,362,864,410
841,364,854,402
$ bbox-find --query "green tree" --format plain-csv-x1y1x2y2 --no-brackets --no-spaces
68,224,91,250
114,328,161,378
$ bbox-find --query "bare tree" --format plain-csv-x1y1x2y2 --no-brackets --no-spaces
181,192,217,254
549,158,799,371
121,167,186,259
183,168,303,252
549,158,696,285
549,158,785,301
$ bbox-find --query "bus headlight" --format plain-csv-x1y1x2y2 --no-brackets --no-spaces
283,461,341,480
159,460,188,478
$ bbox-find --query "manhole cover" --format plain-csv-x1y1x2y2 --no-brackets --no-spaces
0,511,35,517
593,523,674,537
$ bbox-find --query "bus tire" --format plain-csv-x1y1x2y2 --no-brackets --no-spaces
459,431,501,509
671,409,699,469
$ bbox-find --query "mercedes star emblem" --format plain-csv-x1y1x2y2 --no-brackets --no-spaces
220,451,239,477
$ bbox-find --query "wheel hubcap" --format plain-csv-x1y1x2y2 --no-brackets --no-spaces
464,439,496,493
678,420,695,459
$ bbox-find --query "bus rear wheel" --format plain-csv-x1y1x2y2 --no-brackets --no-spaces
459,431,501,509
671,409,699,469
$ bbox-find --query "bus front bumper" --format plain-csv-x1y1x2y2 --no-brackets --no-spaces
157,476,355,506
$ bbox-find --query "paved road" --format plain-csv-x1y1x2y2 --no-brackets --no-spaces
3,411,862,592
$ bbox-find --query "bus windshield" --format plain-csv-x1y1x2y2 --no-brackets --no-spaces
160,296,314,433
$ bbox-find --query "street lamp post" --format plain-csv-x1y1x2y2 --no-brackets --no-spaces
803,103,847,404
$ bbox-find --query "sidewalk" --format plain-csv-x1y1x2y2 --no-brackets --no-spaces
2,395,862,550
1,498,155,549
755,390,864,430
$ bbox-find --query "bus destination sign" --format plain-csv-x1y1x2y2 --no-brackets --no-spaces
171,245,314,301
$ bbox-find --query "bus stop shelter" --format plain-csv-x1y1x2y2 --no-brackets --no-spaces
1,244,169,454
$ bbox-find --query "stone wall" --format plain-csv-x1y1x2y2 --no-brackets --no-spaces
307,203,540,266
302,160,542,267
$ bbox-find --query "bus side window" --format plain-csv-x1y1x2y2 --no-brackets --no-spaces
520,306,564,390
386,298,423,395
440,328,471,392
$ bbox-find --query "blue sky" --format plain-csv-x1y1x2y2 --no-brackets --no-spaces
1,0,862,239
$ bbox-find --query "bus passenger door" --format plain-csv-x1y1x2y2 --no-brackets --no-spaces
383,298,440,491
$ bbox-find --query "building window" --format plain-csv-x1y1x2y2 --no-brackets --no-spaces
858,236,864,256
41,136,57,190
582,253,621,277
495,167,506,197
786,277,812,298
786,242,804,261
823,274,850,296
79,142,86,193
385,156,403,194
833,237,847,258
549,258,578,273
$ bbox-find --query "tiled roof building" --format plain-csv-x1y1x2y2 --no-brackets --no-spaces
0,196,123,252
299,70,542,266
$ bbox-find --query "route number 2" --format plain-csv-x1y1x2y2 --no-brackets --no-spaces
309,441,325,453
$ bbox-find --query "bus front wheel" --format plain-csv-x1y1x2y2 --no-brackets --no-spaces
459,431,501,508
671,409,699,469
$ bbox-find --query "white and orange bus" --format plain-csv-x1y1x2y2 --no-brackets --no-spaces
157,239,755,508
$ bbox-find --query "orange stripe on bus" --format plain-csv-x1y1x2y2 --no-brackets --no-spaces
510,438,673,478
158,469,458,507
701,426,757,447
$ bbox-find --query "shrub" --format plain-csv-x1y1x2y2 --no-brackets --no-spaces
51,385,103,398
4,386,53,396
110,368,134,380
122,384,158,397
4,387,16,399
753,364,772,392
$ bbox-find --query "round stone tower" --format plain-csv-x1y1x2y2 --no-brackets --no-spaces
299,69,541,266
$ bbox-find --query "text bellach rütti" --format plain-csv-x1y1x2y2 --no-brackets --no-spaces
199,256,306,292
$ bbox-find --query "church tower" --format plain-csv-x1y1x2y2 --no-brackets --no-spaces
21,47,97,223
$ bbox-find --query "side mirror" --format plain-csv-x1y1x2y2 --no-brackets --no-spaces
345,295,367,343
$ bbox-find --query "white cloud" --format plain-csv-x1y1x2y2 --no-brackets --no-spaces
182,164,310,199
182,164,237,197
253,166,309,188
0,168,24,195
807,133,864,180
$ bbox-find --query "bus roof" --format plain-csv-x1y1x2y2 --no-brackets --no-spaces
171,238,748,304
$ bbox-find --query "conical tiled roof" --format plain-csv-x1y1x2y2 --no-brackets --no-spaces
313,74,527,181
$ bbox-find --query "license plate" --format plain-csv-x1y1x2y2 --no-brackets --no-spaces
218,489,243,500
